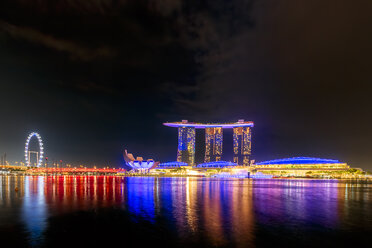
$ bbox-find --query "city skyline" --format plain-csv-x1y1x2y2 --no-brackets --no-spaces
0,1,371,170
0,2,371,248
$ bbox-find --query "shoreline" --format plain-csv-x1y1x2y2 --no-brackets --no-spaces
1,173,371,181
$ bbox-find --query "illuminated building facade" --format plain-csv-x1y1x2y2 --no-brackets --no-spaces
254,157,350,176
157,161,188,169
177,126,196,165
204,127,223,162
255,157,349,168
123,150,159,170
233,127,252,166
164,120,254,166
196,161,238,168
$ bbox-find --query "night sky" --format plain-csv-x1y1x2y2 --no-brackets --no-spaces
1,1,371,169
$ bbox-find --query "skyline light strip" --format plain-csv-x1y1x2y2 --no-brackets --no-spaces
163,122,254,129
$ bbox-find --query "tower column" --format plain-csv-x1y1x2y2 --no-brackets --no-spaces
233,127,252,166
177,126,196,165
204,127,223,162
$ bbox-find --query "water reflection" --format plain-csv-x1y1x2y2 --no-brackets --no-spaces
126,177,156,222
253,180,341,228
22,176,47,246
0,176,371,247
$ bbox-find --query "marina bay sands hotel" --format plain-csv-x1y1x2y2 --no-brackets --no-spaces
163,120,254,166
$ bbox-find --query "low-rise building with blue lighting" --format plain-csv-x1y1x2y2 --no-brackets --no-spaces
254,157,350,176
196,161,238,168
255,157,348,168
156,161,188,169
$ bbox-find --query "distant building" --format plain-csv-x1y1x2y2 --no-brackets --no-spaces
205,127,223,162
254,157,350,176
196,161,238,168
163,120,254,166
233,125,252,166
156,161,188,169
176,124,196,166
123,150,159,170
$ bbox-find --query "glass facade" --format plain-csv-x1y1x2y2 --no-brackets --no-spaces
157,161,188,168
196,161,238,168
254,157,349,170
204,127,223,162
165,120,254,167
177,127,196,166
233,127,252,166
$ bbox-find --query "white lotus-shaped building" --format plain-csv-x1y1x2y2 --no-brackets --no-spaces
123,150,159,170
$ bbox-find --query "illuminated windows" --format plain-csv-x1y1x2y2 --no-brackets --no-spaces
177,127,196,166
166,120,254,167
233,127,252,166
204,127,223,162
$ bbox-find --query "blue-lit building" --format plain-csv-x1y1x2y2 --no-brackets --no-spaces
163,120,254,166
256,157,347,166
156,161,188,169
176,126,196,165
254,157,349,175
196,161,238,168
123,150,159,171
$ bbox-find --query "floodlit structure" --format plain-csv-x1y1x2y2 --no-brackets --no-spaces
157,161,188,169
205,127,223,162
25,132,44,167
176,126,196,166
164,120,254,166
249,172,273,179
233,126,252,166
254,157,350,176
196,161,238,168
123,150,159,171
255,157,349,168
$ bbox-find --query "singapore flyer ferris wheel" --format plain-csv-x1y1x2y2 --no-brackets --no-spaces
25,132,44,167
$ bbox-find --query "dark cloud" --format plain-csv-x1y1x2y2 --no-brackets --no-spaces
0,21,115,61
188,0,372,168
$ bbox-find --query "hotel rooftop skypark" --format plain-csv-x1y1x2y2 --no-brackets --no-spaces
122,120,356,178
163,119,254,166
